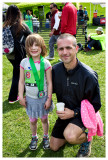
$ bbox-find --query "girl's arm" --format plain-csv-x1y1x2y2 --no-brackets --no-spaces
19,67,26,107
44,67,52,110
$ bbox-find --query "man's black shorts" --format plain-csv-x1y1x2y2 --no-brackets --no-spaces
51,117,86,139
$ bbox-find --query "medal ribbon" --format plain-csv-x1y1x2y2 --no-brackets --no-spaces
29,56,45,91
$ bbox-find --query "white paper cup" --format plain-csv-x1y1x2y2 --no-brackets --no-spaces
56,102,65,111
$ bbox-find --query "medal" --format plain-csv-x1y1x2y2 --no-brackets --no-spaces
29,56,45,98
38,91,45,98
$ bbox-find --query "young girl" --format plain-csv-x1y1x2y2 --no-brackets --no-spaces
19,33,53,150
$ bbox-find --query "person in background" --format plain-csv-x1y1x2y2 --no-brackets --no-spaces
45,3,60,60
46,11,51,29
84,7,88,18
84,27,105,52
46,11,51,21
77,5,84,22
61,2,77,36
84,7,89,28
3,5,32,104
77,5,85,34
19,33,53,150
25,10,33,20
32,15,40,33
50,33,101,157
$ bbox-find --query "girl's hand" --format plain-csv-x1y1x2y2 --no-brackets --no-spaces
44,98,51,110
19,96,26,108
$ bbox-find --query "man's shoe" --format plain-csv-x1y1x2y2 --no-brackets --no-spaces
29,137,38,150
76,141,91,157
9,96,19,104
43,136,50,149
45,56,55,60
84,47,91,52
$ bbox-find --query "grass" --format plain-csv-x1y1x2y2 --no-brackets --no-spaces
3,24,106,157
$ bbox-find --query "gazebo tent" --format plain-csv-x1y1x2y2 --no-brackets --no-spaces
89,2,106,24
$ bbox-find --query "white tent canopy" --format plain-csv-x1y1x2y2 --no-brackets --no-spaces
92,2,106,8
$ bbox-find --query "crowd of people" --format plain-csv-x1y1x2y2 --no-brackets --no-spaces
3,2,105,158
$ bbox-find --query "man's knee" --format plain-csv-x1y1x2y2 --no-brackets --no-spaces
50,141,59,151
64,131,77,144
50,136,66,151
50,143,59,152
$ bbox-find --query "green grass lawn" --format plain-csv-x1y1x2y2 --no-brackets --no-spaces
3,24,106,157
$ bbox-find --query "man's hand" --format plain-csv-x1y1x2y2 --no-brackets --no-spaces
49,29,55,37
56,108,74,120
49,31,54,37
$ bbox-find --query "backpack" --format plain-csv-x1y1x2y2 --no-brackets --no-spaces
2,25,14,55
14,35,27,62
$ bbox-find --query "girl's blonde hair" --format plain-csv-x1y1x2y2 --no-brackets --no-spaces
25,33,47,57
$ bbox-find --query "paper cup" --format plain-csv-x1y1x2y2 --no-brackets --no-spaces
56,102,65,111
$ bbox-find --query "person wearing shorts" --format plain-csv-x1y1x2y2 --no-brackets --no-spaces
50,33,101,157
52,117,85,139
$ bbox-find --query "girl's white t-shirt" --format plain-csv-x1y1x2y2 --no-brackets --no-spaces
20,57,51,99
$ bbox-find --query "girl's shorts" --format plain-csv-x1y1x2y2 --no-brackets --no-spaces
26,95,54,119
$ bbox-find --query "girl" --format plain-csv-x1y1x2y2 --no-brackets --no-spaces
19,33,53,150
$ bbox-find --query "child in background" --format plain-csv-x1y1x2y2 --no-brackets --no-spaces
19,33,53,150
32,15,40,33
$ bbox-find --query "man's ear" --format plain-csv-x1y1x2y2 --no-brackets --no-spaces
76,45,79,53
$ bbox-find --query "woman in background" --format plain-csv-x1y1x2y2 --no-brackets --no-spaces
3,5,32,103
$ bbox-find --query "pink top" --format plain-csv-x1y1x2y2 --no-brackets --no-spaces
81,99,103,141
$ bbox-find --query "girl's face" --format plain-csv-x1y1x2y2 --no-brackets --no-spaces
29,42,42,58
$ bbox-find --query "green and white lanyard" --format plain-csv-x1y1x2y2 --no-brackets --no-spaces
29,56,45,98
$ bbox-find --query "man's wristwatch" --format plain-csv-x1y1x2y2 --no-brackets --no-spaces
74,110,78,117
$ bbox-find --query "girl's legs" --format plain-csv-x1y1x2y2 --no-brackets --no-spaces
30,115,49,137
30,118,38,137
29,118,38,150
41,115,49,136
41,115,50,149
